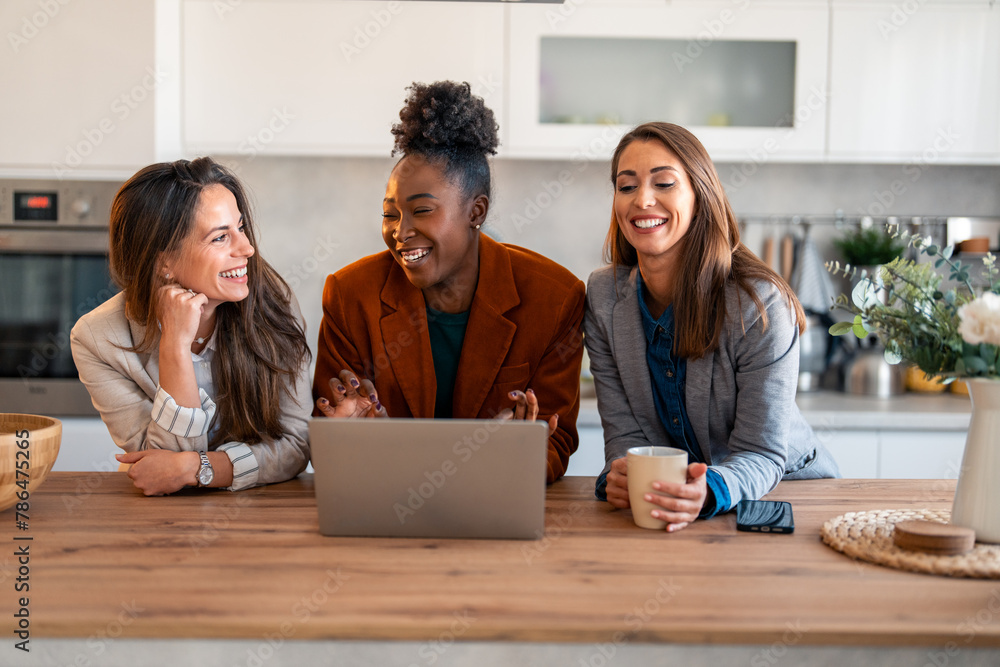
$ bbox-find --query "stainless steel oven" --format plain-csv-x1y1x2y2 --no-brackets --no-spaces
0,179,123,416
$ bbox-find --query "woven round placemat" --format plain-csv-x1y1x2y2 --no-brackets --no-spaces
821,509,1000,579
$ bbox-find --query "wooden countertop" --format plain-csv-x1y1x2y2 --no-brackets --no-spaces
15,473,1000,647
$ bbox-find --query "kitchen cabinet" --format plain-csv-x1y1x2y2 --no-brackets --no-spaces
820,429,968,479
572,395,970,481
182,1,505,157
53,417,118,473
506,2,830,161
565,425,605,477
828,2,1000,163
0,0,157,178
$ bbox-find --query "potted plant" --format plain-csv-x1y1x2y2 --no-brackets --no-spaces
827,226,1000,541
833,223,907,268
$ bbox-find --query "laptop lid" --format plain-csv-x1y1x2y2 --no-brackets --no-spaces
310,419,547,540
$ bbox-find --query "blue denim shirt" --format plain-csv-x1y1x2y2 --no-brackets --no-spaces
595,274,731,519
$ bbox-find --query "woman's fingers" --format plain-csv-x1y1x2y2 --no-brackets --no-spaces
358,378,378,407
338,369,362,394
315,397,338,418
546,414,559,437
508,390,527,420
524,388,539,421
606,457,630,508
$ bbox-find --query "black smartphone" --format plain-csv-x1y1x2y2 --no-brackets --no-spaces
735,500,794,534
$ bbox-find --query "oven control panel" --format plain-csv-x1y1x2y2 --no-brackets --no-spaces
0,178,122,227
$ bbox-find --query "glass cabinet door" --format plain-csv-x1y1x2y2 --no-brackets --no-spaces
507,2,830,161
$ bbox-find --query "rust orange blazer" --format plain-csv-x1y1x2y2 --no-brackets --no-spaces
313,235,585,483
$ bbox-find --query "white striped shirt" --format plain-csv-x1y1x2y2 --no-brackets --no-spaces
150,334,260,490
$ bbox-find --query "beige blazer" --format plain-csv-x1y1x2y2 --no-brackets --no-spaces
70,292,311,486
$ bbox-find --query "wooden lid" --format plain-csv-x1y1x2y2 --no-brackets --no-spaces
893,520,976,556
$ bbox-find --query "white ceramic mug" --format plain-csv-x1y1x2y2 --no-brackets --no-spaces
626,446,688,530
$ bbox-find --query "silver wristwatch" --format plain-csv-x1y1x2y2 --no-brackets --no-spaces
196,451,214,487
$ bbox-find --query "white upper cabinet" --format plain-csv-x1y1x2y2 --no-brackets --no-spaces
506,2,830,161
828,2,1000,163
182,1,505,158
0,0,157,178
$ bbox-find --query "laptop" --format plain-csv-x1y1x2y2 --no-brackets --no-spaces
309,419,548,539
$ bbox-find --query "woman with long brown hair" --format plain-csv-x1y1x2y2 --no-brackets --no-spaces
71,157,316,495
585,122,838,531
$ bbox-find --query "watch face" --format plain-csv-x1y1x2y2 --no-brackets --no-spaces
198,465,214,486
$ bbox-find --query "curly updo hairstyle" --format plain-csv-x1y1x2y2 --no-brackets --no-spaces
391,81,499,202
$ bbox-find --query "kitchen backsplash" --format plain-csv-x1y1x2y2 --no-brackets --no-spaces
217,154,1000,353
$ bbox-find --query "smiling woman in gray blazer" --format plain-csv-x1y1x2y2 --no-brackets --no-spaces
585,123,839,532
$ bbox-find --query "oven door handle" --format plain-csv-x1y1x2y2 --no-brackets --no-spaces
0,229,108,254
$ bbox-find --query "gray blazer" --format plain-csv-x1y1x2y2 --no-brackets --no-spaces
584,264,839,507
70,292,311,486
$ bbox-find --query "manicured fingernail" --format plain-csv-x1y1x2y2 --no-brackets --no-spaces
350,378,360,388
376,401,382,411
318,398,329,406
509,391,518,398
644,494,653,502
336,384,346,393
369,393,377,401
652,482,661,490
527,388,535,395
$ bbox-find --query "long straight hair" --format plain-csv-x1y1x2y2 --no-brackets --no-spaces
109,157,310,446
604,122,805,359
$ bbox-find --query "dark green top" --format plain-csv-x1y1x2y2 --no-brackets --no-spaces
426,306,470,418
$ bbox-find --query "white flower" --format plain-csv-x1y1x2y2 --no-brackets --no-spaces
958,292,1000,346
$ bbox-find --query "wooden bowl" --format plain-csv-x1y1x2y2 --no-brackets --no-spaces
957,237,990,253
0,414,62,511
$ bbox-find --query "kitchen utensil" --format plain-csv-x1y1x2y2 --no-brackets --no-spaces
780,233,794,283
843,337,905,397
762,236,775,271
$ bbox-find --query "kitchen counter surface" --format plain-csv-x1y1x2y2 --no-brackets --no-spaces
578,389,972,431
10,472,1000,665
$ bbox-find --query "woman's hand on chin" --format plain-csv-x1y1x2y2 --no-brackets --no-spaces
315,369,388,419
498,388,558,436
156,284,207,349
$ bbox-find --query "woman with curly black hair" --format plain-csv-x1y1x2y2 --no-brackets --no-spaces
313,81,586,483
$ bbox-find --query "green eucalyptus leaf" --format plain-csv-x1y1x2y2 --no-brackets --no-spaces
935,258,946,268
963,356,989,374
829,321,855,336
942,245,954,260
851,279,872,309
926,245,939,256
884,347,902,365
852,321,868,338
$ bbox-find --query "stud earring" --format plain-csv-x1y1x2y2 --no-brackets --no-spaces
474,224,481,230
